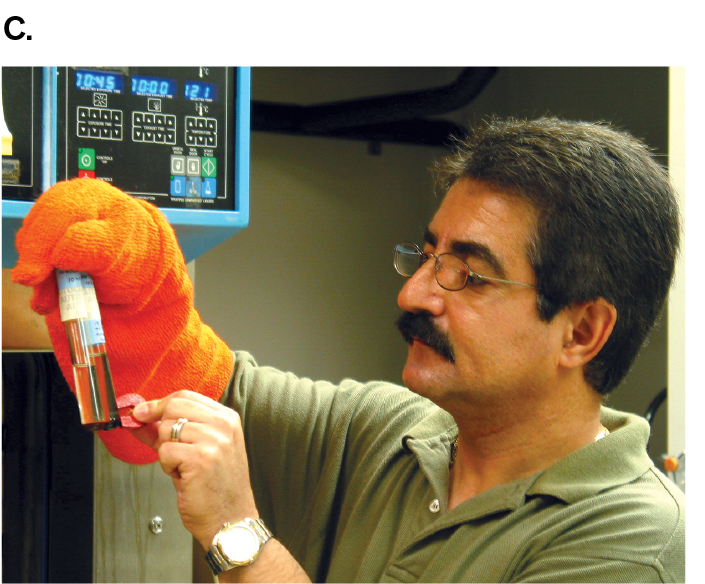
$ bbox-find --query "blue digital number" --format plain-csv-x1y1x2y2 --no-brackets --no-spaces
76,70,123,93
131,75,176,98
185,83,198,100
184,81,218,102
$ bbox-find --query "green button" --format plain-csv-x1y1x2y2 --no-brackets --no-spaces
201,156,217,178
78,148,95,170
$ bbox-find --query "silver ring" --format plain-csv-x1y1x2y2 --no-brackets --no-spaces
171,418,189,442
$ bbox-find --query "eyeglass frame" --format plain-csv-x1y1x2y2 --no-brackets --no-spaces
393,242,539,292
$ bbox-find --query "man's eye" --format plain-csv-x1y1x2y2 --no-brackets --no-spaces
466,273,487,287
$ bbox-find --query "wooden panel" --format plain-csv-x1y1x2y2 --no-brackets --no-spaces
2,268,52,350
93,439,193,582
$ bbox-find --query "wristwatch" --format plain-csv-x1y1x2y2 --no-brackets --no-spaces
205,518,273,576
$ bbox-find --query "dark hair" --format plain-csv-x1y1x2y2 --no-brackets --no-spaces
434,117,681,395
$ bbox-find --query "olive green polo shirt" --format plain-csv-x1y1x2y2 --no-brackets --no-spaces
221,351,685,582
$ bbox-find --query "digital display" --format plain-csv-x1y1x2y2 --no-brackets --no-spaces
184,81,219,102
75,70,124,93
131,75,178,98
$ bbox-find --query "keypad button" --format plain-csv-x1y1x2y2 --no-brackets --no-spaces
184,116,217,148
76,107,123,141
78,148,95,170
201,157,217,178
171,156,186,175
185,177,202,197
202,178,217,198
170,176,186,197
186,157,201,176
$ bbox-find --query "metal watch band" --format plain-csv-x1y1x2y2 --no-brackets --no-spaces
250,518,273,543
205,544,231,577
205,518,273,576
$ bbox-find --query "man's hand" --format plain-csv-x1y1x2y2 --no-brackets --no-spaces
130,391,312,583
131,390,258,551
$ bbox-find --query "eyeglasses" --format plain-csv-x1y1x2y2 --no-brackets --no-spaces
393,242,538,292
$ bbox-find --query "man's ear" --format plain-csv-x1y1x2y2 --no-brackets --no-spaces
560,298,617,369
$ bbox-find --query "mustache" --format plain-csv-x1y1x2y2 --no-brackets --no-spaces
395,311,455,363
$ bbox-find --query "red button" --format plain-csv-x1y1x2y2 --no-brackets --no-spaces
78,170,95,179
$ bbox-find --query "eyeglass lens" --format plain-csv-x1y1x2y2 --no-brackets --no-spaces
394,242,539,293
394,243,470,291
394,243,422,277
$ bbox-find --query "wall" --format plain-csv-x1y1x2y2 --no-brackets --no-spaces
194,68,453,385
193,67,671,459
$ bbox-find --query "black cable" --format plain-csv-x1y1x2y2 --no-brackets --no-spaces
645,388,667,425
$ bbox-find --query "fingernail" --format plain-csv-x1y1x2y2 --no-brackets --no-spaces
132,403,148,419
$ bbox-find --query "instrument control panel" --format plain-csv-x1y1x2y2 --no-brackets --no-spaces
59,67,237,211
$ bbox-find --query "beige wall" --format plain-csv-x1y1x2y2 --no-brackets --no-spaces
193,67,671,459
194,126,444,385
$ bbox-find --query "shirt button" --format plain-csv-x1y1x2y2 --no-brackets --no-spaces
429,499,440,513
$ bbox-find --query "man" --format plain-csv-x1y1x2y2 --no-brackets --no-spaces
14,117,684,582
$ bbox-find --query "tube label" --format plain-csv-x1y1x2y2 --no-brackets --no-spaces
81,274,106,346
57,270,88,322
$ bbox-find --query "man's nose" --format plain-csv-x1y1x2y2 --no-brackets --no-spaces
397,259,444,316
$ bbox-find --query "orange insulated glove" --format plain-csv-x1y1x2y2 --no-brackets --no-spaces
12,178,234,464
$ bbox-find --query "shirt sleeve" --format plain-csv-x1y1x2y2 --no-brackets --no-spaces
510,483,685,583
218,351,431,580
515,556,678,583
219,351,358,521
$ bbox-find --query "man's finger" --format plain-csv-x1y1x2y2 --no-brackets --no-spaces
133,390,222,424
128,421,161,450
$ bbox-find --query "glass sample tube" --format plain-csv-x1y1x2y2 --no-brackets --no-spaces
56,269,121,431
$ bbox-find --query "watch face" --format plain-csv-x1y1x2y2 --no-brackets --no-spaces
220,525,260,563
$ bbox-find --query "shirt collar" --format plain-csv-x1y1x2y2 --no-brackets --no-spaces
526,407,653,503
402,406,654,517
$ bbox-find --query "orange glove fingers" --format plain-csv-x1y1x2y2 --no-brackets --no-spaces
12,178,167,306
27,276,60,315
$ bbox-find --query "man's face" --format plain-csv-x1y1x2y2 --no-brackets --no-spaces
397,178,568,415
